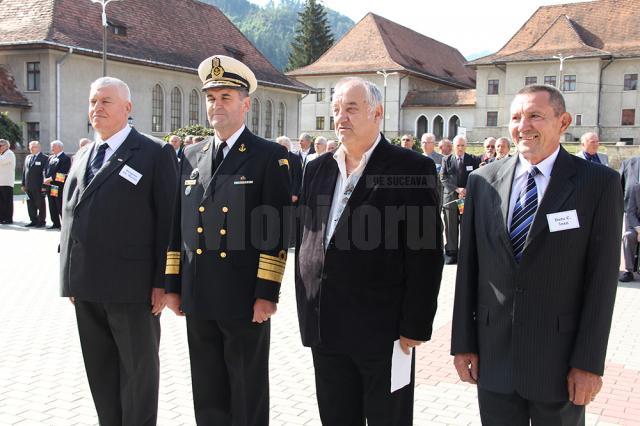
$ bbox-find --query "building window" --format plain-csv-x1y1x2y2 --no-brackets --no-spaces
544,75,557,87
189,90,199,126
620,138,634,145
152,84,164,133
487,79,499,95
317,89,325,102
109,24,127,36
27,122,40,141
265,100,273,139
277,102,285,136
563,75,576,92
574,114,582,126
251,99,261,135
170,87,182,131
329,116,335,130
330,87,335,100
624,74,638,91
26,62,40,91
622,109,636,126
316,116,325,130
486,111,498,127
525,76,537,86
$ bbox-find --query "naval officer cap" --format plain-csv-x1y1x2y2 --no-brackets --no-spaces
198,55,258,94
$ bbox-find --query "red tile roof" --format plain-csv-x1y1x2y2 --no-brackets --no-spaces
471,0,640,65
0,66,30,108
287,13,475,89
0,0,308,92
402,90,476,108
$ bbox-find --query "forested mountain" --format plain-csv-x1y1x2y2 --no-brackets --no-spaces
199,0,354,71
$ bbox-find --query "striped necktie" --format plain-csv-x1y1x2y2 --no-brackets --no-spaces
509,167,540,262
85,143,108,186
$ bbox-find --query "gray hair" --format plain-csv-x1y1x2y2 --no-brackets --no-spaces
332,77,383,113
29,140,40,148
0,139,9,147
90,77,131,102
580,132,598,145
453,135,467,145
496,137,510,146
50,140,64,149
299,133,312,142
515,84,566,116
276,136,291,150
421,133,436,142
314,136,327,145
79,138,91,148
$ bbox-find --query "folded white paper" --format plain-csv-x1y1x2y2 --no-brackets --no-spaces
391,339,412,393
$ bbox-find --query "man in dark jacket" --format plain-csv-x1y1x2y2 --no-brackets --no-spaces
22,140,47,227
43,140,71,229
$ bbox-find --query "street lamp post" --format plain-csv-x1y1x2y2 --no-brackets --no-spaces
376,69,398,134
91,0,120,76
552,53,574,90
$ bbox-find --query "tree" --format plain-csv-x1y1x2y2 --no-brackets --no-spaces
0,112,22,149
162,124,215,142
286,0,334,71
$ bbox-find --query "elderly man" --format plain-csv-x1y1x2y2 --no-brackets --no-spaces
298,132,315,167
276,136,303,203
22,140,47,227
296,77,443,425
326,139,338,153
306,136,327,163
0,139,15,224
422,133,444,209
43,140,71,229
438,138,453,156
621,183,640,282
165,55,290,425
494,137,512,160
78,138,91,149
576,132,608,166
168,134,183,160
440,135,480,264
59,77,178,425
401,134,415,150
452,85,622,425
480,137,497,165
184,135,194,146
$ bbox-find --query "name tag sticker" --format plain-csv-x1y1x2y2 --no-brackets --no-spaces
234,180,254,185
35,161,41,166
466,165,473,171
119,165,142,185
184,179,197,186
547,209,580,232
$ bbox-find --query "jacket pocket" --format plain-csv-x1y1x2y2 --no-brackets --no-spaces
476,304,490,326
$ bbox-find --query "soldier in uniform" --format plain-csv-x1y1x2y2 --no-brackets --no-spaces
165,55,291,426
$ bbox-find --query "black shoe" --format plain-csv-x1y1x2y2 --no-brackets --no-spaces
445,255,458,265
24,222,36,227
47,224,61,229
0,220,12,224
35,222,46,228
619,271,634,282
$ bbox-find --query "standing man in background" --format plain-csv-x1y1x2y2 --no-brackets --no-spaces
298,132,315,168
438,138,453,156
59,76,177,425
22,140,47,227
421,132,444,209
0,139,15,224
43,140,71,229
576,132,608,166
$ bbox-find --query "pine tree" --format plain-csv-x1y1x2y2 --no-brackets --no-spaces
286,0,334,71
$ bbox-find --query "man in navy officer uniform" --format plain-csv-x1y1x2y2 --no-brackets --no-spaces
165,55,291,426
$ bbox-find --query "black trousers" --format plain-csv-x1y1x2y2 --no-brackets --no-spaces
186,316,270,426
75,301,160,426
478,388,585,426
311,345,415,426
47,191,62,226
25,188,46,224
0,186,12,222
443,201,460,254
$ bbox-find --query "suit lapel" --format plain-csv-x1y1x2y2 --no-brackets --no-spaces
316,158,339,246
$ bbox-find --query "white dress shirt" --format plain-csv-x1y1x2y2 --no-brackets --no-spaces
214,124,245,158
92,125,132,164
324,134,381,247
507,146,560,229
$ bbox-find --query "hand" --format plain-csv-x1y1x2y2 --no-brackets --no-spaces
165,293,184,316
69,297,75,305
150,288,165,316
567,368,602,405
43,177,52,184
291,195,299,203
635,227,640,242
253,298,277,323
459,188,466,198
399,336,422,355
21,186,25,192
453,353,479,384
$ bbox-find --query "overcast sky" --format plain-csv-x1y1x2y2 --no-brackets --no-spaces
251,0,583,59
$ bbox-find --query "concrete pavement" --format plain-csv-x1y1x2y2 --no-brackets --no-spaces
1,198,639,425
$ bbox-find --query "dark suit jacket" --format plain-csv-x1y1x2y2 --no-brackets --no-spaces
44,152,71,189
440,153,480,204
289,151,303,197
59,128,178,303
620,156,640,209
451,147,623,402
22,152,47,191
295,137,444,354
625,183,640,229
165,128,291,320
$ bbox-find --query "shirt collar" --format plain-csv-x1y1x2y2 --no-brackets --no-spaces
215,124,245,151
95,125,131,152
515,145,560,178
333,133,381,180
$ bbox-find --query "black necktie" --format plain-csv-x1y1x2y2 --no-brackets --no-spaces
29,155,35,167
85,143,108,185
214,141,227,170
585,153,601,164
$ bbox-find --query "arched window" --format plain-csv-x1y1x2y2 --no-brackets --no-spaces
448,115,460,139
265,100,273,139
251,98,261,136
433,116,444,140
189,90,199,126
170,87,182,131
277,102,285,136
416,115,428,137
152,84,164,133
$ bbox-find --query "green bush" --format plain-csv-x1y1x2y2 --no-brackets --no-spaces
0,112,22,149
163,125,215,142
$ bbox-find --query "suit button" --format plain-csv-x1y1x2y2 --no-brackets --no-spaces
220,229,227,235
197,227,203,234
222,206,229,213
196,249,203,255
220,252,227,258
198,206,205,213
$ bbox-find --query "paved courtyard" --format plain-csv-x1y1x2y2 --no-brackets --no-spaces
1,197,639,425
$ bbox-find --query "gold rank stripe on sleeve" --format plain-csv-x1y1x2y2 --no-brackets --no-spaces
259,253,287,264
165,251,181,275
257,253,286,283
257,268,284,283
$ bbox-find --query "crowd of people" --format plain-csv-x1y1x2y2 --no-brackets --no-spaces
0,53,632,426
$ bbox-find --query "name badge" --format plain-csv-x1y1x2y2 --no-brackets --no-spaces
119,164,143,185
234,180,254,185
466,165,473,171
547,209,580,232
35,161,41,166
185,179,197,186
